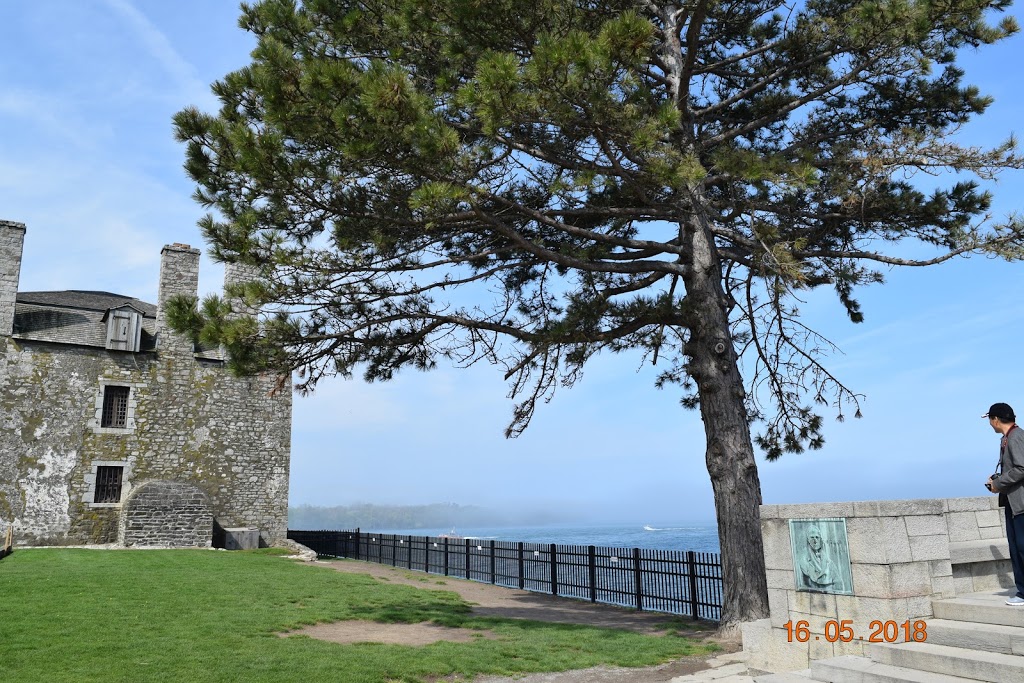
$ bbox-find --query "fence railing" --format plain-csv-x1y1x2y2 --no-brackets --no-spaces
288,529,722,621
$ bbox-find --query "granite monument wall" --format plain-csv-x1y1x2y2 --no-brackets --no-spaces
742,495,1011,672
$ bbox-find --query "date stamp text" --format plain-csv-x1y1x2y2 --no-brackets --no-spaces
784,619,927,643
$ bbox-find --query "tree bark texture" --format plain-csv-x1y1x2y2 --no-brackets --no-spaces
680,208,770,628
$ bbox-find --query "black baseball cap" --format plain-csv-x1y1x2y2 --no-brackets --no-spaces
983,403,1016,421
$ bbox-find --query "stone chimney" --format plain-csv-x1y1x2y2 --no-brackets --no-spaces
0,220,27,337
156,243,201,348
223,260,260,319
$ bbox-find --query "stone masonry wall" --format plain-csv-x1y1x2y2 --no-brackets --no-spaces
120,480,213,547
0,227,291,549
0,336,290,547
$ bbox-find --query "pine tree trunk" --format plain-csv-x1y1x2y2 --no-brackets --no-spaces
680,212,770,630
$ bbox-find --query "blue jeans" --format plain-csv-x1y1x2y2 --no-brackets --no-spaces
1005,505,1024,598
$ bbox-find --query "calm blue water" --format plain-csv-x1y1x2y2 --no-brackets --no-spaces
369,524,720,554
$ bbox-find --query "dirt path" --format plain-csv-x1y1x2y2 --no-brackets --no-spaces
298,558,740,683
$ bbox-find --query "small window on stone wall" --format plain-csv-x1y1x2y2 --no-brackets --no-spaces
94,466,124,504
101,386,130,428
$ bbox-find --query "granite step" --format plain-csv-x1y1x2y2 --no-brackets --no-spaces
925,617,1024,655
667,662,749,681
809,655,989,683
751,670,812,682
932,592,1024,628
949,540,1010,565
867,640,1024,682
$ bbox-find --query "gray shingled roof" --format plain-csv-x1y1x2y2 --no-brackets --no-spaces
12,290,228,361
16,290,156,317
13,291,157,350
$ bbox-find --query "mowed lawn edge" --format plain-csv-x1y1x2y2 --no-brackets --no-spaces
0,548,717,682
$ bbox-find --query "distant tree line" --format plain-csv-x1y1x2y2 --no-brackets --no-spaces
288,502,565,530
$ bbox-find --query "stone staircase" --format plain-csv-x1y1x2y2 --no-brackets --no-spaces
753,538,1024,683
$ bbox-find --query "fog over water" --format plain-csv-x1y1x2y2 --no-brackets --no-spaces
374,525,723,553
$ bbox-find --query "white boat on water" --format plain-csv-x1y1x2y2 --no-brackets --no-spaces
438,528,465,540
643,525,658,531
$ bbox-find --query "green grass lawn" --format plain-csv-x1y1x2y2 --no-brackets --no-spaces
0,548,716,682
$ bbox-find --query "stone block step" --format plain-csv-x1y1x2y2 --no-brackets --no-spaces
667,662,750,681
869,641,1024,682
949,539,1010,565
933,592,1024,628
752,670,812,682
810,655,988,683
926,617,1024,655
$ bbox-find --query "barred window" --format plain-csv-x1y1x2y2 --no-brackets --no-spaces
94,466,123,504
101,386,130,428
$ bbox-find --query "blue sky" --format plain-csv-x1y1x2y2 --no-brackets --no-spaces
3,1,1024,526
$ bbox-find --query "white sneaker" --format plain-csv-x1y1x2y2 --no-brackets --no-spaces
1005,596,1024,606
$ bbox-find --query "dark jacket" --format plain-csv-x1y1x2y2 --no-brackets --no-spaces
995,426,1024,516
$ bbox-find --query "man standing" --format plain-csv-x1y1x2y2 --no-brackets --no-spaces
985,402,1024,606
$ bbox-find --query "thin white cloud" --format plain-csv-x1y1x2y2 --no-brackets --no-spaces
101,0,210,103
0,151,206,299
0,91,100,148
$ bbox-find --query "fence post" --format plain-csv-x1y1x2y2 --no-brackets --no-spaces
490,540,496,584
354,528,361,560
425,536,430,572
550,543,558,596
633,547,643,611
391,536,397,567
465,538,472,579
406,535,412,569
518,542,525,589
588,545,597,603
444,537,449,576
687,551,700,620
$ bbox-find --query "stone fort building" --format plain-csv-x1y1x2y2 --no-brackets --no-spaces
0,220,291,548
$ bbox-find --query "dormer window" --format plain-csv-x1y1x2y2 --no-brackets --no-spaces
103,306,143,352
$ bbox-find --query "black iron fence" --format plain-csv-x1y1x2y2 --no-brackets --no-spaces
288,529,723,621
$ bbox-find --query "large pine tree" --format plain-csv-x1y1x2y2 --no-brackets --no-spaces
172,0,1024,628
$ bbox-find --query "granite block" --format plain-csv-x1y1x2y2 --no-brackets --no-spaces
909,534,950,562
769,588,790,628
763,519,794,571
889,562,933,597
945,511,983,542
743,619,810,673
946,496,996,512
874,499,945,516
977,509,1002,528
766,569,796,590
833,595,911,631
789,591,838,619
878,517,913,563
847,518,887,564
852,500,881,517
904,514,946,537
774,502,856,519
